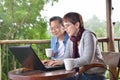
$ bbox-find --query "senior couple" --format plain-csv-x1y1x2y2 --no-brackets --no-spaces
42,12,106,80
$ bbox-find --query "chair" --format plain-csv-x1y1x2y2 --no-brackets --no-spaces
78,52,120,80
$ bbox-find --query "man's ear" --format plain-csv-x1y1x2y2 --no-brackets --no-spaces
75,22,80,29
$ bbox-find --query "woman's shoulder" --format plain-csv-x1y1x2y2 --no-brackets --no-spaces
83,29,92,33
81,29,97,41
83,29,96,37
83,29,92,36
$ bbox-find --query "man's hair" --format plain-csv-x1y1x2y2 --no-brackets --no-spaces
49,16,63,26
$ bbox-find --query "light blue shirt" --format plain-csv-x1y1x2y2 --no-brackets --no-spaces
51,32,69,60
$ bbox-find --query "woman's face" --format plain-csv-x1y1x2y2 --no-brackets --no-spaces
63,22,79,37
50,20,64,38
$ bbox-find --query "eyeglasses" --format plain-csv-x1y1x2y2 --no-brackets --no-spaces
50,26,60,32
63,23,73,30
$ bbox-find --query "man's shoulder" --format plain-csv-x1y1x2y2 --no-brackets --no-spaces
51,37,58,43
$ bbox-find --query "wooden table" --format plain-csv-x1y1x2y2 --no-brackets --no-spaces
8,69,76,80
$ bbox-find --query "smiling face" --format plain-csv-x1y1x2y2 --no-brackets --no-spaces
63,22,79,37
50,20,65,38
63,12,84,37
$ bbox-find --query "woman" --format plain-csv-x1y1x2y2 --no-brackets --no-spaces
48,12,106,80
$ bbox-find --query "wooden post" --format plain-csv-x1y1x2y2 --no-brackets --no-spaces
106,0,116,80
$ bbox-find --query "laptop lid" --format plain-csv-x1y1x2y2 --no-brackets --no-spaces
9,45,64,71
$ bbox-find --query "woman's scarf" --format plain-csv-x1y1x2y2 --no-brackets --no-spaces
70,27,85,58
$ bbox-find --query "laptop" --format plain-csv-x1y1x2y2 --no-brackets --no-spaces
9,45,65,71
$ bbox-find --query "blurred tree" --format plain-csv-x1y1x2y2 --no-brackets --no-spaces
85,15,106,37
114,21,120,37
0,0,58,40
0,0,58,80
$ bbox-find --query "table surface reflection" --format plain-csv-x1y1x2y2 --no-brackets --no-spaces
8,69,76,80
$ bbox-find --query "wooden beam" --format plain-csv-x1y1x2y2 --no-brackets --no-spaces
106,0,116,80
106,0,115,51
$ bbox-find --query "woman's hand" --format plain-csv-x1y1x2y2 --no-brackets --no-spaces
47,60,63,66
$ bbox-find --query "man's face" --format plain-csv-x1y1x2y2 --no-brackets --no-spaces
50,20,64,38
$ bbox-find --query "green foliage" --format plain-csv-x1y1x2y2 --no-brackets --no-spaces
0,0,57,40
0,0,58,79
84,15,120,38
114,21,120,37
85,15,107,37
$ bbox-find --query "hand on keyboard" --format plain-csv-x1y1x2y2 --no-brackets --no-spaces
42,60,51,65
46,60,63,67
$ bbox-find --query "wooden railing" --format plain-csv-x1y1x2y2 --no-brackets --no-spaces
0,40,51,80
0,38,120,80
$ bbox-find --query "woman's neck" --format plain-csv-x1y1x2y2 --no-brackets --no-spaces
74,29,79,36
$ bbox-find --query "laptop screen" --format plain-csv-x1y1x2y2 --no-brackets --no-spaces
9,45,65,71
9,45,46,71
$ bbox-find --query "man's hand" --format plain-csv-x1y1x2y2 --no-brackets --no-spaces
42,60,51,65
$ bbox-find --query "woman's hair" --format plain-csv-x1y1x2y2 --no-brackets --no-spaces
49,16,63,26
63,12,84,28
